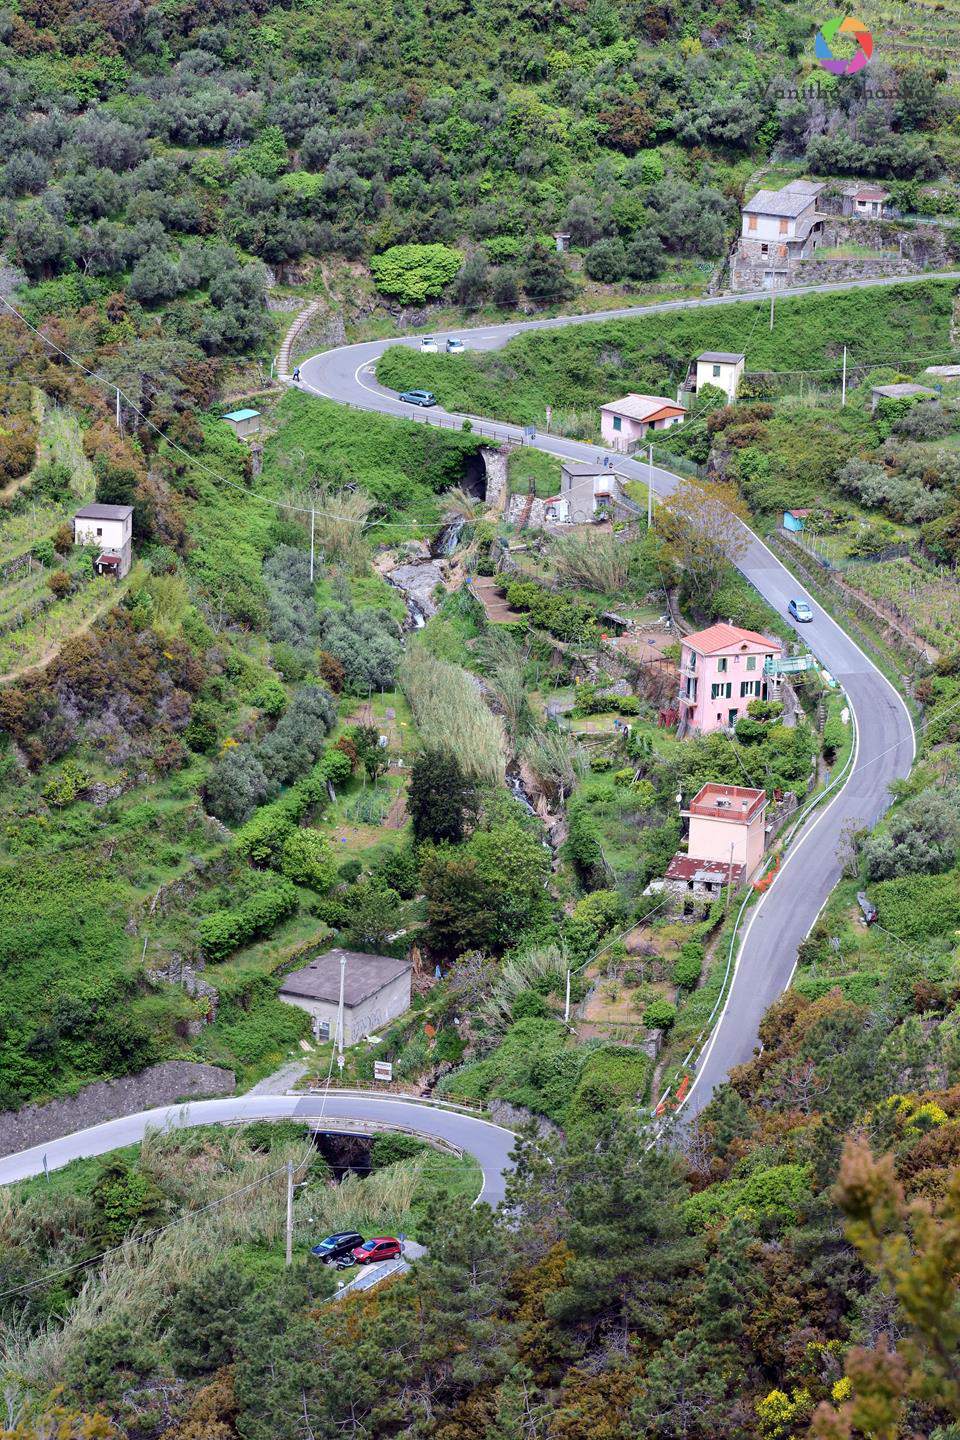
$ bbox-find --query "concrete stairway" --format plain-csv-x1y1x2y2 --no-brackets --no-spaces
276,299,324,380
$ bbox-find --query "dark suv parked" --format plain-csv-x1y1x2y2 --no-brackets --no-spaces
310,1231,365,1264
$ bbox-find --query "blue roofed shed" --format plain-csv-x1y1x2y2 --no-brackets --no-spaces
222,408,261,439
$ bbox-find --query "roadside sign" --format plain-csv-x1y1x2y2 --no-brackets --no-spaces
374,1060,393,1082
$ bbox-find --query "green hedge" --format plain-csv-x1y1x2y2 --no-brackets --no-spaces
234,756,337,864
873,868,960,942
198,879,300,961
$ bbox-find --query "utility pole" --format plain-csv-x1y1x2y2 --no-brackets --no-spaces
769,292,775,331
115,387,121,432
309,506,315,584
725,841,735,915
841,345,847,407
335,952,346,1070
285,1158,294,1267
564,967,571,1024
647,444,653,530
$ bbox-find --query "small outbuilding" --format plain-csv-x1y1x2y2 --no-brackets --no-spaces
278,947,412,1045
222,408,261,440
680,352,745,406
73,503,133,578
842,183,890,218
870,383,936,414
782,508,810,532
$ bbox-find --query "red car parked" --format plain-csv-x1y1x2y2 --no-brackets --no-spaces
351,1236,402,1264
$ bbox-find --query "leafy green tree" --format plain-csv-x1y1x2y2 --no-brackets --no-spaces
347,880,402,952
369,243,463,303
279,828,336,891
520,243,574,303
584,238,626,282
409,747,477,845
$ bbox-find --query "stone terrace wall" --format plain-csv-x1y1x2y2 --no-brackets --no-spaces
0,1061,236,1158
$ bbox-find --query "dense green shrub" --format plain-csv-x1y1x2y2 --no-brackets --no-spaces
198,879,300,961
369,243,462,303
643,998,677,1030
873,868,960,941
505,580,593,642
674,943,704,990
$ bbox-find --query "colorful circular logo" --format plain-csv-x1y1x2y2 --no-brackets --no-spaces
815,15,874,75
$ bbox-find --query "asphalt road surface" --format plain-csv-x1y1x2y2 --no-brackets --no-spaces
0,276,928,1191
299,281,918,1118
0,1093,517,1204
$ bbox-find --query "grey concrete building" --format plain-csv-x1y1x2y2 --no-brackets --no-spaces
278,948,412,1044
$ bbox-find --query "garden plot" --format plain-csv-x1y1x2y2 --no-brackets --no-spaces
844,558,960,654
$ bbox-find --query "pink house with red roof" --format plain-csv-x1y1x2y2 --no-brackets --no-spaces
678,622,783,735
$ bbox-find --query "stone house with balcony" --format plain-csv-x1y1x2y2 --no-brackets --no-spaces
544,460,621,523
731,180,826,291
678,622,783,735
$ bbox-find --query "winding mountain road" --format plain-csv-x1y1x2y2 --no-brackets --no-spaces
0,1093,516,1204
0,275,931,1196
299,275,920,1120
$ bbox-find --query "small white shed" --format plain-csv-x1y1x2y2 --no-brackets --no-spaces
73,503,133,578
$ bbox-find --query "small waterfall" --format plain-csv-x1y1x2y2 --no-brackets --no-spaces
432,516,465,558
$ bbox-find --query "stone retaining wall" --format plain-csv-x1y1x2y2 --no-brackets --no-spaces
0,1061,236,1159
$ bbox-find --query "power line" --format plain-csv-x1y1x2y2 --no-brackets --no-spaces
0,1155,309,1304
0,299,453,535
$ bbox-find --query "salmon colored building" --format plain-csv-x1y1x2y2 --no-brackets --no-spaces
678,622,783,734
682,782,768,879
600,393,685,453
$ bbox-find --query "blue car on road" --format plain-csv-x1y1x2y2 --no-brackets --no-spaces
788,598,813,623
399,389,438,407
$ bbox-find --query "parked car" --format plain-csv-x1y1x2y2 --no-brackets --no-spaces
419,337,438,353
399,390,438,407
446,337,465,354
352,1236,403,1265
310,1231,365,1264
788,598,814,623
857,891,878,926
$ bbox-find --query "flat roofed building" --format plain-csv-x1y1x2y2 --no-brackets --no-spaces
683,781,768,878
73,502,133,578
222,408,261,439
278,947,412,1045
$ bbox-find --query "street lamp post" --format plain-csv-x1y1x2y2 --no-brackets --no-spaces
335,952,346,1069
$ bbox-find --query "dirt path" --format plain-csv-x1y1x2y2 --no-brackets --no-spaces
0,579,130,685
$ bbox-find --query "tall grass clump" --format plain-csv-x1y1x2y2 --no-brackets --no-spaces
400,644,506,785
552,533,629,595
480,944,569,1029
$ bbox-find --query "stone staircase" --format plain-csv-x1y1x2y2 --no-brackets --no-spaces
276,298,325,380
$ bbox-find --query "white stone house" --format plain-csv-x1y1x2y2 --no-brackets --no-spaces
278,948,412,1045
679,351,745,406
73,503,133,578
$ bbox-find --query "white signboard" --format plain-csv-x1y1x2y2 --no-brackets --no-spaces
373,1060,393,1083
